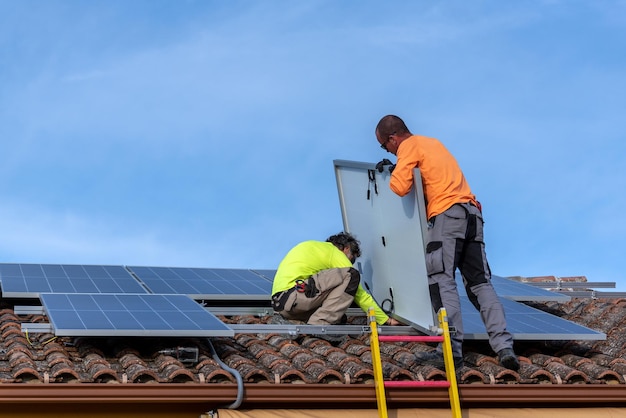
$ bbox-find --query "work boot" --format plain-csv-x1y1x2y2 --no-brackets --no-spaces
497,348,520,371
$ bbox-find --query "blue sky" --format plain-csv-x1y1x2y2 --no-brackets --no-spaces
1,1,625,291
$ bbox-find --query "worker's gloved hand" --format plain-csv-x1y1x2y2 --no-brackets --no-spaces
375,159,395,173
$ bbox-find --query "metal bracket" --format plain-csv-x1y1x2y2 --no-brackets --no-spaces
15,305,45,315
21,323,54,333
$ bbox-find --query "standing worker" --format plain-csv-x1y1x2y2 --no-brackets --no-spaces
271,232,400,330
374,114,519,371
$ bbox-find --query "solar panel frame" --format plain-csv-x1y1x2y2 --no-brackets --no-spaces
334,160,435,334
127,266,273,300
0,263,148,298
40,293,234,337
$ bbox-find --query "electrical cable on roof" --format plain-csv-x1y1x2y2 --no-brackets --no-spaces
206,338,244,410
43,336,57,345
380,287,395,315
363,282,395,315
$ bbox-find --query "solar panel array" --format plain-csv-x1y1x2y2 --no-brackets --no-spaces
0,263,604,340
0,263,269,337
0,263,273,300
40,293,233,337
0,263,147,298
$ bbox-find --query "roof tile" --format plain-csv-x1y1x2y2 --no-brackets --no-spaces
87,362,120,383
125,363,160,383
517,362,556,383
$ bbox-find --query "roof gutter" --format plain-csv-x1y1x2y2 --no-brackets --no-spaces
0,384,626,410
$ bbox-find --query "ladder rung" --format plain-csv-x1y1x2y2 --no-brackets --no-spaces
384,380,451,388
378,335,443,343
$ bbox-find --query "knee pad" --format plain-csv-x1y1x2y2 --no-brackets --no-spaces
346,268,360,296
429,283,444,312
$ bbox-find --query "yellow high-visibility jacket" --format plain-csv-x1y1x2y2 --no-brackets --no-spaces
272,240,390,325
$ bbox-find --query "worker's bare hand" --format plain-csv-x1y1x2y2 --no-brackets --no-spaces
386,318,402,326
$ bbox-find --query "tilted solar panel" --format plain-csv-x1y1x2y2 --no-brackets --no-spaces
40,293,234,337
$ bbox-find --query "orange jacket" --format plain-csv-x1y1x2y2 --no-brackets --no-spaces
390,134,477,219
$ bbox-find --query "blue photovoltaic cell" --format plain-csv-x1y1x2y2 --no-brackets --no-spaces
454,273,570,302
0,263,147,298
40,293,234,337
250,269,276,283
127,266,273,299
460,296,605,340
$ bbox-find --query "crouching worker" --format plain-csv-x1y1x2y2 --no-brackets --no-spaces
271,232,400,326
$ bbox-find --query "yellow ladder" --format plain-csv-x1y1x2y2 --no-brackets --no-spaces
368,308,461,418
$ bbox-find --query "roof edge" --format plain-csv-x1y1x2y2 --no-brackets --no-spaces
0,384,625,409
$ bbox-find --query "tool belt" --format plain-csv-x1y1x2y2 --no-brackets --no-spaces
271,287,295,311
271,277,318,311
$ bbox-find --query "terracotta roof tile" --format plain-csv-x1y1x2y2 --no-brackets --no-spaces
560,276,588,282
196,356,236,383
517,362,556,383
455,365,486,384
87,362,119,383
49,362,81,382
545,361,589,384
475,361,520,383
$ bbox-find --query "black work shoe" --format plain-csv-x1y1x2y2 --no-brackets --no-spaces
497,348,520,371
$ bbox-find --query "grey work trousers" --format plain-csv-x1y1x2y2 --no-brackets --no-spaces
276,267,359,325
426,203,514,358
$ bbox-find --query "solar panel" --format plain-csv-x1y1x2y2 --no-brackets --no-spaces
250,269,276,282
40,293,234,337
127,266,272,300
460,296,605,340
0,263,147,298
334,160,435,334
455,273,571,302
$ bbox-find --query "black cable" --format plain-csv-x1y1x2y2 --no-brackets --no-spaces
363,282,394,315
380,287,395,315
